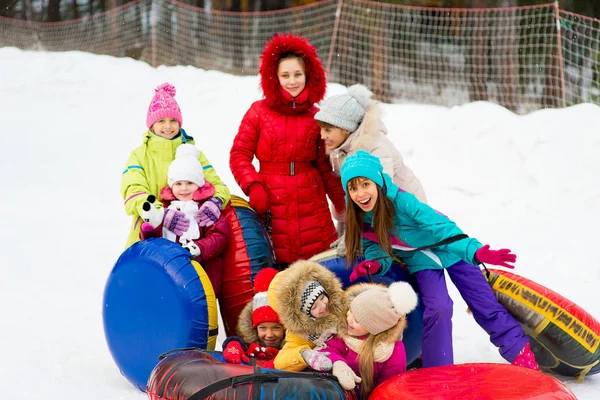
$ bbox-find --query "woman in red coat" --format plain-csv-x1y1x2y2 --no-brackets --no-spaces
230,34,346,266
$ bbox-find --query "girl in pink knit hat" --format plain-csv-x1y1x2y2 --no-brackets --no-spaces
121,82,230,249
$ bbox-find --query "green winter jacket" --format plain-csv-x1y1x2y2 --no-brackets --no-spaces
121,129,230,248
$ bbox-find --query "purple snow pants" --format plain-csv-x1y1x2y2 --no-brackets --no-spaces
414,260,529,368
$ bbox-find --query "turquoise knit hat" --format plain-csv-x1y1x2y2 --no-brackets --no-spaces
340,150,385,194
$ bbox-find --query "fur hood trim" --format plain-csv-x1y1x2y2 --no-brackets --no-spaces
267,260,347,338
345,101,386,153
159,181,216,203
237,301,259,344
259,34,326,113
343,282,408,345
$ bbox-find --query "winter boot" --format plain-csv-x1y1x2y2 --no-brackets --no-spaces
511,342,540,371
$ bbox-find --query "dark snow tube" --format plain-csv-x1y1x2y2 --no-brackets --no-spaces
220,195,276,338
146,348,357,400
369,363,577,399
310,249,424,366
486,268,600,381
103,238,218,391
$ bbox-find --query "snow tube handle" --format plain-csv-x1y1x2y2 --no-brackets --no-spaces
188,370,334,400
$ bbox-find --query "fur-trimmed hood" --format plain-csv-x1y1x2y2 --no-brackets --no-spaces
267,260,347,339
237,301,259,344
343,283,408,345
237,301,287,348
338,102,386,156
259,34,326,114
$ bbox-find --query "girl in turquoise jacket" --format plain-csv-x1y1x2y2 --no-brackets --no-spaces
121,82,230,248
340,150,539,371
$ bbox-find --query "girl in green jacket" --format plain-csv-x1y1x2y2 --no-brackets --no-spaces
120,82,230,248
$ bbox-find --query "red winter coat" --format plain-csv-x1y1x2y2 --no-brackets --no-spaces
140,182,231,296
229,34,346,264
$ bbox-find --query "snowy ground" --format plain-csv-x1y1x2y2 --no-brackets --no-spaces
0,47,598,399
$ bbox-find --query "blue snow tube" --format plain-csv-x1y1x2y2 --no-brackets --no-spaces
102,238,218,391
311,249,424,365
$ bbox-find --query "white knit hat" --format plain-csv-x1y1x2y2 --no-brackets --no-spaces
167,144,205,188
350,281,418,335
314,84,373,132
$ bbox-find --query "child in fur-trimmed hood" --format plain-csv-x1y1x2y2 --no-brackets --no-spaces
221,268,286,368
266,260,347,372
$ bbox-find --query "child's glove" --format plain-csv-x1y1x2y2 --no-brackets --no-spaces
248,183,268,216
141,195,165,229
301,349,332,371
332,205,346,224
223,340,249,364
349,260,381,282
475,245,516,269
332,360,362,390
246,343,279,360
181,241,201,257
196,197,222,227
163,208,190,236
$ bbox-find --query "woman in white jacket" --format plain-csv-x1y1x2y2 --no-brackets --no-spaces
315,84,427,203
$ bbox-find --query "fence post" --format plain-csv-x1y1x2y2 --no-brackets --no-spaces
325,0,344,74
150,0,158,68
554,0,567,107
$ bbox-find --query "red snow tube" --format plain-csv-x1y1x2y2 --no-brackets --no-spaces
486,268,600,381
146,348,357,400
369,363,577,400
220,195,276,337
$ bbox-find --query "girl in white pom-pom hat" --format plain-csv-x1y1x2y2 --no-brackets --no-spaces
139,143,231,301
320,281,418,398
121,82,230,249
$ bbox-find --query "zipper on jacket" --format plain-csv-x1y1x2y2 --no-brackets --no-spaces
292,100,296,109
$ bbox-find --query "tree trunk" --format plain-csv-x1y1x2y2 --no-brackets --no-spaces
47,0,61,21
72,0,79,19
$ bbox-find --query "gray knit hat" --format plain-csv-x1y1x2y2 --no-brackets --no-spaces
350,282,418,335
315,84,373,132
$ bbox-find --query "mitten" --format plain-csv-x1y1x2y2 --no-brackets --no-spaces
475,245,516,269
141,195,164,229
246,343,279,360
163,208,190,236
330,227,346,257
332,360,362,390
248,183,268,215
349,260,381,282
196,197,222,227
182,241,201,257
223,339,249,364
301,349,332,371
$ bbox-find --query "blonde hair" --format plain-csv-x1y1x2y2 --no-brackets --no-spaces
345,177,397,267
357,334,376,397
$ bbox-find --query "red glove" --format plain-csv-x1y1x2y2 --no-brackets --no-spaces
248,183,268,216
246,343,279,360
349,260,381,282
475,245,516,269
223,340,249,364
